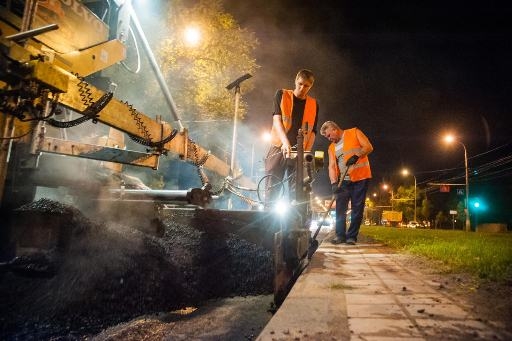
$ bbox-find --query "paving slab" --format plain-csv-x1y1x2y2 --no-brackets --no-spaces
257,232,508,340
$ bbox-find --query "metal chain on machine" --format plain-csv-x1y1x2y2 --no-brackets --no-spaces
47,92,112,128
187,137,228,196
125,101,152,141
128,128,178,148
185,138,265,204
123,102,178,149
47,73,178,147
188,138,210,168
188,137,210,183
46,109,94,128
74,73,95,108
47,74,106,127
227,184,260,206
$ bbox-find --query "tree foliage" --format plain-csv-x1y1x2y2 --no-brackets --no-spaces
394,185,415,221
421,197,433,222
158,0,259,122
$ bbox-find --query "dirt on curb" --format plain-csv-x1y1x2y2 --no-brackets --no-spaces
392,252,512,335
356,232,512,336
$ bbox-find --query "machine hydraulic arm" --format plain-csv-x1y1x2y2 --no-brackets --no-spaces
0,25,252,189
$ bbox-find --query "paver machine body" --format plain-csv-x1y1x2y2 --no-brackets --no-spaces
0,0,323,306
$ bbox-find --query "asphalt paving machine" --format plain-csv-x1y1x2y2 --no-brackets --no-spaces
0,0,325,307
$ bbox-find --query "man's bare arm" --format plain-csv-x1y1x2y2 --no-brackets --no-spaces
327,147,338,184
273,115,291,157
355,128,373,157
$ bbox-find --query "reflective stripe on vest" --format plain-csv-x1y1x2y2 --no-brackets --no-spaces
329,128,372,182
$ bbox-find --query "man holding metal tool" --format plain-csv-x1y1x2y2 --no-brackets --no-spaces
320,121,373,245
264,69,319,207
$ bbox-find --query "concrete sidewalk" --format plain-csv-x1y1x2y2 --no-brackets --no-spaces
257,232,510,340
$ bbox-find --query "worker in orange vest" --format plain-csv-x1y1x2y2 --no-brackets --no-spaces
264,69,319,207
320,120,373,244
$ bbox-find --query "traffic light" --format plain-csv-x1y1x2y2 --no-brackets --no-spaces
470,197,486,211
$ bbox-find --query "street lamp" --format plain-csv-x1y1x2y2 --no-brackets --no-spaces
401,168,417,222
382,184,394,210
444,134,471,232
226,73,252,178
226,74,252,209
183,26,201,47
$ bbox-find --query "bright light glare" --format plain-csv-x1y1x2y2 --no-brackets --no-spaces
470,197,486,211
310,217,333,232
262,132,271,142
274,200,289,216
444,134,455,144
401,168,409,176
184,26,201,47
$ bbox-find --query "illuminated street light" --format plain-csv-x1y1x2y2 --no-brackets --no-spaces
471,198,486,230
401,168,417,222
184,26,201,47
443,134,471,231
382,183,394,210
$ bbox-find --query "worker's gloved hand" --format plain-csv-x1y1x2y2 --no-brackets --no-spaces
346,155,359,166
331,183,339,194
281,142,292,158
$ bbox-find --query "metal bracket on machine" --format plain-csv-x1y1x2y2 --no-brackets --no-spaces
32,135,161,169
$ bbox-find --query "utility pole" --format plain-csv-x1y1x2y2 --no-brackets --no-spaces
443,134,471,232
226,74,252,209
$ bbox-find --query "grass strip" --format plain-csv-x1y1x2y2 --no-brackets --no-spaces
360,226,512,281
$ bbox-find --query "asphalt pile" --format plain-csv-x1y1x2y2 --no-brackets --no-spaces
0,198,274,340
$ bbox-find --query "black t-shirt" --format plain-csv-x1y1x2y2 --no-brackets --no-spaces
273,89,319,148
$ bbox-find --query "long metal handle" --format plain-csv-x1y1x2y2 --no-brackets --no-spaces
311,166,350,241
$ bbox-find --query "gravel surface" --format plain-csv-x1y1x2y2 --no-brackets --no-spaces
3,199,510,340
0,199,274,340
90,295,274,341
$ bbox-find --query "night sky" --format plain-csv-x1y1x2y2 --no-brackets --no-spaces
223,0,512,223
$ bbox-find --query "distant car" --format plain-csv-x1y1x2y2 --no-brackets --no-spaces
407,221,420,228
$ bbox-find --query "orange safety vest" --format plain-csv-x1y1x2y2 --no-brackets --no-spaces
270,89,317,150
329,128,372,182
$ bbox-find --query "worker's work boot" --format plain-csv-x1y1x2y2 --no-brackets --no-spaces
331,236,346,244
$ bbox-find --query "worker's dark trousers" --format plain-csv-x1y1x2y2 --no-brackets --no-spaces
264,146,295,207
334,179,370,241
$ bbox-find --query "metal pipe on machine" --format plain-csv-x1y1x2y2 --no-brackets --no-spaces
108,187,212,206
